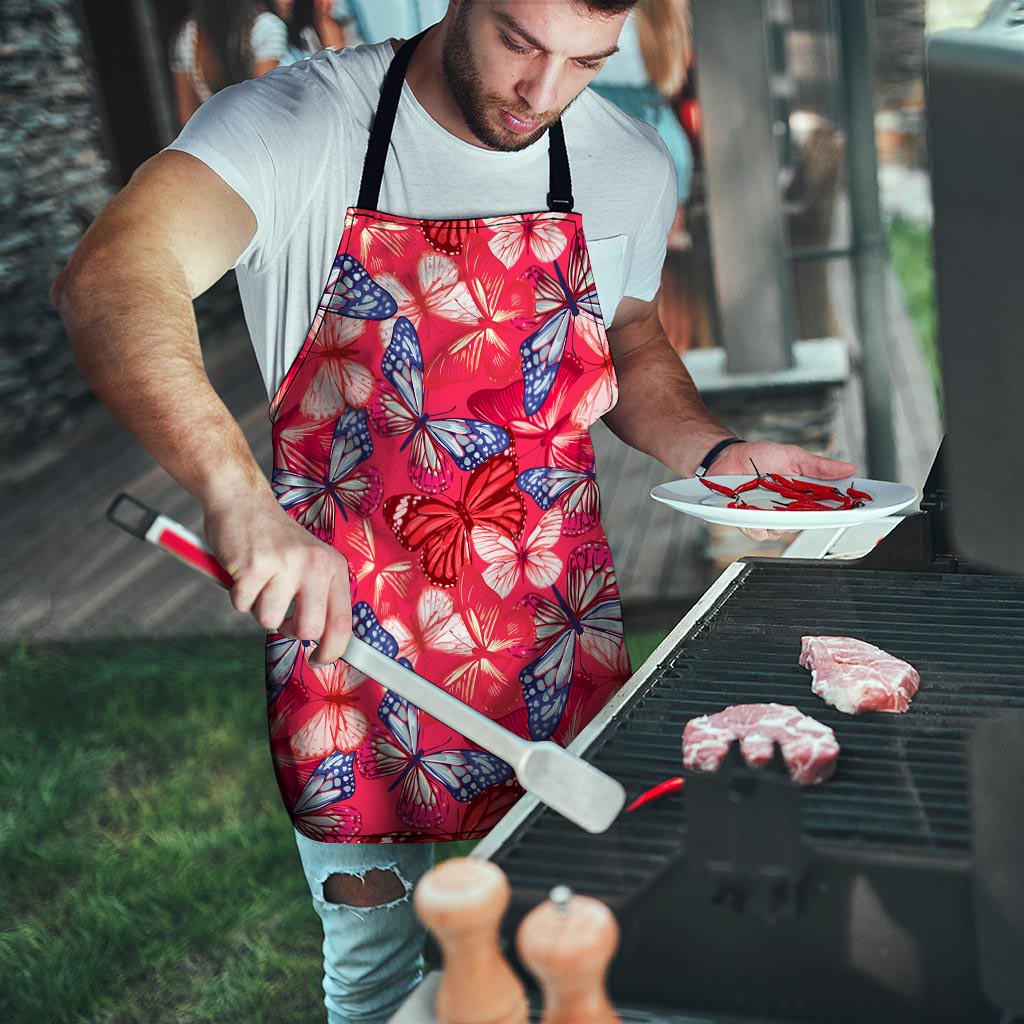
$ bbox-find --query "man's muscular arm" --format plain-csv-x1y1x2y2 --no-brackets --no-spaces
603,295,856,540
51,150,351,663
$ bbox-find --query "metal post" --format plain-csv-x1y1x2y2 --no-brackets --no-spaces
690,0,794,374
837,1,899,480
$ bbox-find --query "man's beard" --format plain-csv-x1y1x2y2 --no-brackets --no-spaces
441,4,559,151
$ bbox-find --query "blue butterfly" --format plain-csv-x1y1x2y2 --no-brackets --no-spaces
293,751,357,815
291,752,362,840
520,543,624,741
357,690,514,830
265,632,316,704
350,600,418,672
272,407,383,540
520,235,602,415
368,317,511,493
320,253,397,319
516,440,600,536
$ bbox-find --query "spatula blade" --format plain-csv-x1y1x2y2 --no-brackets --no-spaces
517,741,626,834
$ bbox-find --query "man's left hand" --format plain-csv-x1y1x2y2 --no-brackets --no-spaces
706,440,857,542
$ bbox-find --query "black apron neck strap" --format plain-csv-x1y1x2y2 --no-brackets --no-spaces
546,119,574,213
357,31,575,215
357,30,427,212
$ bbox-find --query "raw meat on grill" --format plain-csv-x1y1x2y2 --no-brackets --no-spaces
682,703,840,785
799,635,920,716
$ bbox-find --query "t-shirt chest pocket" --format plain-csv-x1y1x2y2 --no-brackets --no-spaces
583,235,628,327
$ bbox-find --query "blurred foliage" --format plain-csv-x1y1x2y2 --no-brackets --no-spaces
887,215,942,409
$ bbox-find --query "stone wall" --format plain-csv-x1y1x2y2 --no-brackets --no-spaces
0,0,116,460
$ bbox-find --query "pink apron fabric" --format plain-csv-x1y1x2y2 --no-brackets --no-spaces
265,32,631,843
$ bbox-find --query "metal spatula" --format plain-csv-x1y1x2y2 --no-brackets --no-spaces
106,493,626,834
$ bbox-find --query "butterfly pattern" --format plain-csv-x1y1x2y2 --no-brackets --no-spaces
358,690,514,830
320,253,398,320
384,453,525,588
518,542,626,741
519,233,605,416
369,317,511,493
268,210,628,842
516,435,600,536
272,407,383,541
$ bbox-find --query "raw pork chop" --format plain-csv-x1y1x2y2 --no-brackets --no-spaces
799,636,920,716
682,703,839,785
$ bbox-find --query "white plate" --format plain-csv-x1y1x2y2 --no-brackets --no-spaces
650,476,920,530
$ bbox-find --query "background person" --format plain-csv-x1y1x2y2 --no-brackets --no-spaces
171,0,289,127
592,0,694,212
276,0,351,62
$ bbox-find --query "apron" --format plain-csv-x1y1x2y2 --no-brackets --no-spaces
266,31,631,843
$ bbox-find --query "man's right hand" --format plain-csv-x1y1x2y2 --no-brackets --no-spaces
204,495,352,666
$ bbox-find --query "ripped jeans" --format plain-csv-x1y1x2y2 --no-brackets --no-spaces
294,829,436,1024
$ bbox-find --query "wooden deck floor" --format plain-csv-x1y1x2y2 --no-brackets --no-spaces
2,248,940,645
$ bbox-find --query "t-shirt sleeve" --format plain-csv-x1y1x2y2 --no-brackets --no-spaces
623,131,678,302
165,64,342,273
251,12,289,63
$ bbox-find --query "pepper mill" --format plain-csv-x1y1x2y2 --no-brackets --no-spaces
413,857,528,1024
516,885,621,1024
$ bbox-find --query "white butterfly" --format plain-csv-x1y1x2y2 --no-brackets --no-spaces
472,506,564,598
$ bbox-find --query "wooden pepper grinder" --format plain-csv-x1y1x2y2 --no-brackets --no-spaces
516,885,621,1024
413,857,528,1024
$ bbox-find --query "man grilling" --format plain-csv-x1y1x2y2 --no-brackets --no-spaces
52,1,855,1020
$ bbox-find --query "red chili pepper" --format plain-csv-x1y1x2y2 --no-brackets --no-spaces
698,477,737,498
734,478,762,494
625,777,685,813
761,479,821,501
771,473,843,499
767,473,815,493
779,498,835,511
847,486,873,501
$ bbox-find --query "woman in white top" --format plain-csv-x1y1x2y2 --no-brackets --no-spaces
171,1,289,127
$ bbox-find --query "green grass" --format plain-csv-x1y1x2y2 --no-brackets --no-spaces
887,216,942,405
1,629,666,1022
1,637,323,1024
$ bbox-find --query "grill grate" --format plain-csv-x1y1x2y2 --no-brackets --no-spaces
494,563,1024,902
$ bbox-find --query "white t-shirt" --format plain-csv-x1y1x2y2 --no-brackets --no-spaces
168,40,677,400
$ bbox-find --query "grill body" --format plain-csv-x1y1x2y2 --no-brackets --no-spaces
485,559,1024,1022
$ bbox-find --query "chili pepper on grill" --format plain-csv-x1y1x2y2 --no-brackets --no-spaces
625,776,685,813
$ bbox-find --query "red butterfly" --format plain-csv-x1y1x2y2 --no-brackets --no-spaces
383,454,526,587
421,219,477,256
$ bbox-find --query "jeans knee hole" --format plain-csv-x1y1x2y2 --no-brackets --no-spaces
322,868,407,908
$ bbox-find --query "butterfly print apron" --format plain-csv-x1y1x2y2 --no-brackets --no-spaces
266,30,631,843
